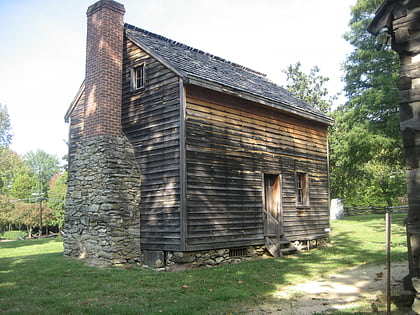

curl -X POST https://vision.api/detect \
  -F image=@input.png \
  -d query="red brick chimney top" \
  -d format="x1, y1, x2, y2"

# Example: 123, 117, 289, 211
87, 0, 125, 17
84, 0, 125, 138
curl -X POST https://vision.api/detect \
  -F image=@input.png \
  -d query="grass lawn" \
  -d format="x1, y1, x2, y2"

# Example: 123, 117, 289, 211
0, 213, 408, 314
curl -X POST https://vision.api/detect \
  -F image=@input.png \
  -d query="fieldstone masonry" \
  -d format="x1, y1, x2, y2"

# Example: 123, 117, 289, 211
143, 246, 267, 269
168, 246, 267, 267
63, 136, 141, 265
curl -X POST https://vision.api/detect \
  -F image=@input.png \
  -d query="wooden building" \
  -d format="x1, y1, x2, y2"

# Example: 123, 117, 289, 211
368, 0, 420, 290
64, 0, 333, 266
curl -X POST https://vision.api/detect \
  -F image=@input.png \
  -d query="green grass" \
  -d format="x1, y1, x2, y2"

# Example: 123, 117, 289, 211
0, 214, 408, 314
0, 230, 28, 240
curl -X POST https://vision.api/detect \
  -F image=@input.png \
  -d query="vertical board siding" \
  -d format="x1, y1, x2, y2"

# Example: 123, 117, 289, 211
122, 39, 182, 250
185, 85, 329, 250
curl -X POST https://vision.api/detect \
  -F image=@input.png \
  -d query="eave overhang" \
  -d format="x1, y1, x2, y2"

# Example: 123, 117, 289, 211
185, 75, 334, 126
65, 81, 85, 123
368, 0, 397, 36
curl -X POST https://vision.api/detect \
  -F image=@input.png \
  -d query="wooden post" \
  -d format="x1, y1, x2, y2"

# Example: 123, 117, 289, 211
386, 210, 391, 314
39, 198, 43, 237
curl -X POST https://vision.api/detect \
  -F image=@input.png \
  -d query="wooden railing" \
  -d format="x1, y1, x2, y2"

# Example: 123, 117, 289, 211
343, 205, 408, 216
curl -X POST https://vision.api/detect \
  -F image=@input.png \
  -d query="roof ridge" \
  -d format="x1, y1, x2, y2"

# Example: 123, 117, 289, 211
124, 23, 267, 78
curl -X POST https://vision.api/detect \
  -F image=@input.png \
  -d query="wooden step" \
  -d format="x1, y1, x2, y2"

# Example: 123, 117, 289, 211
265, 237, 280, 257
265, 236, 297, 257
278, 240, 292, 245
280, 245, 297, 255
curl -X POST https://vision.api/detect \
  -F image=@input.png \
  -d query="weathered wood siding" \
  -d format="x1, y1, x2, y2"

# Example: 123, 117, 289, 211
67, 90, 85, 167
122, 39, 182, 250
184, 85, 329, 250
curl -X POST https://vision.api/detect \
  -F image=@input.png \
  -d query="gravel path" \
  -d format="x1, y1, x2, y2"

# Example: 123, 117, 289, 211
243, 262, 410, 314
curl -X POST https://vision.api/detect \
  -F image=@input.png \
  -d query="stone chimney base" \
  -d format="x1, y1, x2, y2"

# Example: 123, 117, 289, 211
63, 136, 141, 265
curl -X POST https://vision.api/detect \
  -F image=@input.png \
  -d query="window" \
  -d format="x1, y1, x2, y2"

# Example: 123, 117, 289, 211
131, 64, 145, 90
296, 172, 309, 206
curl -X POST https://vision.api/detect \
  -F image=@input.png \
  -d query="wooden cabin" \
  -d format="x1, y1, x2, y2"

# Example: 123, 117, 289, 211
368, 0, 420, 290
64, 0, 333, 266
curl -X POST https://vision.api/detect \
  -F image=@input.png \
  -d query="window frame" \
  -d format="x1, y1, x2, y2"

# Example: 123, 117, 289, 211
131, 63, 145, 91
296, 172, 309, 207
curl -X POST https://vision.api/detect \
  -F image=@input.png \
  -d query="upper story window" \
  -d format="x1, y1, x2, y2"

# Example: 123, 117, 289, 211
131, 64, 145, 90
296, 172, 309, 207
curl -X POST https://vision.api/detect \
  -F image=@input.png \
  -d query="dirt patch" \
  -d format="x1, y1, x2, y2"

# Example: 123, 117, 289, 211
243, 262, 413, 314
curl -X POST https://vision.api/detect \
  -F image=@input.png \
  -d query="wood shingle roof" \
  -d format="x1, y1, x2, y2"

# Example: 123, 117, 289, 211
125, 24, 333, 125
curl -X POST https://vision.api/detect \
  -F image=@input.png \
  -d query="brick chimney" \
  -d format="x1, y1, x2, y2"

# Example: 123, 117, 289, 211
84, 0, 125, 138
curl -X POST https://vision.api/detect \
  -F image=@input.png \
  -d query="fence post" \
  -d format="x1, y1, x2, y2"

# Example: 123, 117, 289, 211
386, 209, 391, 315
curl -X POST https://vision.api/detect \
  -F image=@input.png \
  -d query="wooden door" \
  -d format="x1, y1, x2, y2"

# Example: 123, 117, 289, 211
263, 174, 282, 237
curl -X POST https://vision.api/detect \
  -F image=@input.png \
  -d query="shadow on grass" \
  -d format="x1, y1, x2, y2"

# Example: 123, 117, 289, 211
0, 215, 409, 314
0, 250, 284, 314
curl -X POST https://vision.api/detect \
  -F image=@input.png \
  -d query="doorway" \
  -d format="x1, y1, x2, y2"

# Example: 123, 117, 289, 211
263, 174, 282, 237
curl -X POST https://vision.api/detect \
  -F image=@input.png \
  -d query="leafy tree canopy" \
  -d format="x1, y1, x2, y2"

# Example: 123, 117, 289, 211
0, 149, 65, 233
48, 172, 67, 231
24, 150, 61, 197
342, 0, 400, 137
0, 104, 12, 148
282, 62, 336, 114
329, 0, 406, 206
0, 148, 26, 193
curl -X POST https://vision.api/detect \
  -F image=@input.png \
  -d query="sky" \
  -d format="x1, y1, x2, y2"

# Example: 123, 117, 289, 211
0, 0, 356, 161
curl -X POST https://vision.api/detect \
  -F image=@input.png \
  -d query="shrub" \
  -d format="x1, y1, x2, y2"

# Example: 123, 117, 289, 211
0, 230, 28, 240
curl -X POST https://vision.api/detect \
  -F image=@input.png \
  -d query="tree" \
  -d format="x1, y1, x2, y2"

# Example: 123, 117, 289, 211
0, 104, 12, 148
48, 172, 67, 231
0, 149, 63, 235
329, 106, 406, 206
9, 171, 36, 200
12, 202, 54, 237
282, 62, 336, 114
0, 194, 15, 231
24, 150, 61, 197
22, 150, 61, 236
342, 0, 400, 139
329, 0, 406, 206
0, 148, 26, 193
